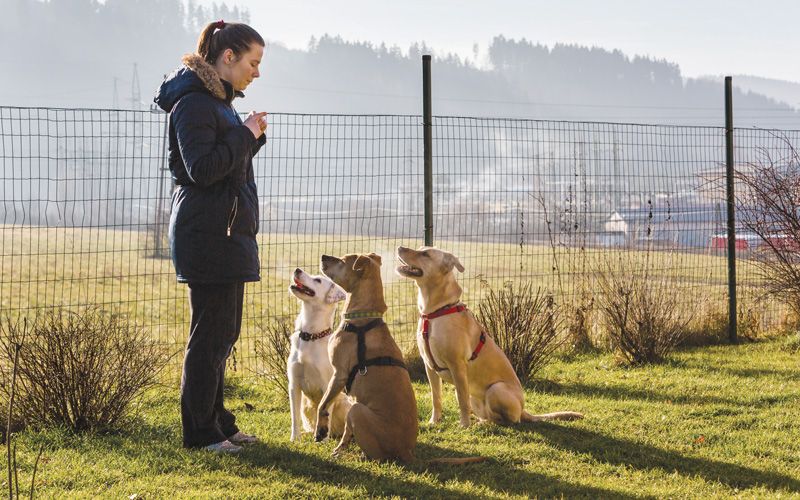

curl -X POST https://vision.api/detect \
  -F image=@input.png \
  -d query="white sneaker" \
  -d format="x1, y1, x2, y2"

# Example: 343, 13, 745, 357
204, 440, 242, 454
228, 431, 258, 445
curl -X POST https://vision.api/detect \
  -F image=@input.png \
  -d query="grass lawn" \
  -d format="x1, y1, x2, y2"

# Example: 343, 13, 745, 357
4, 338, 799, 498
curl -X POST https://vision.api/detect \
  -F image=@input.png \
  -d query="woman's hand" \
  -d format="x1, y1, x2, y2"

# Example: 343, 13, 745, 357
244, 111, 268, 139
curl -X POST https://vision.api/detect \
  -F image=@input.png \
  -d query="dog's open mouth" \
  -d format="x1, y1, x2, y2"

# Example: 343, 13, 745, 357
396, 257, 423, 277
291, 278, 316, 296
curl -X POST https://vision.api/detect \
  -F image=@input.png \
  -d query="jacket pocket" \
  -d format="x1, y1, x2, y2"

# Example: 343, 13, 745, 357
226, 195, 238, 237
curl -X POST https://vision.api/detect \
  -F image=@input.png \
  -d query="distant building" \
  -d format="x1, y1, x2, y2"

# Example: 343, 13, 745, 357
598, 205, 724, 248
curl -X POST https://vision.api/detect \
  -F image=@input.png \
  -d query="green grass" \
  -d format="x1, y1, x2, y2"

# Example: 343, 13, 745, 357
4, 339, 799, 498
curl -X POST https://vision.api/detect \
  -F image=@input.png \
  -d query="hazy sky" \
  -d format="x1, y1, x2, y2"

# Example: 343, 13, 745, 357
197, 0, 800, 83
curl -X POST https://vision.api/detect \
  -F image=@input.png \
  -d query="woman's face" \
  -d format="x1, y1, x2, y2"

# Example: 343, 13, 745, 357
218, 43, 264, 92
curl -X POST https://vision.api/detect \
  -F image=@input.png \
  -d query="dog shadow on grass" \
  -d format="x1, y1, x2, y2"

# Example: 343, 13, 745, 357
522, 422, 800, 494
44, 423, 466, 497
235, 441, 474, 498
230, 439, 637, 499
533, 379, 741, 407
412, 441, 638, 499
36, 420, 630, 498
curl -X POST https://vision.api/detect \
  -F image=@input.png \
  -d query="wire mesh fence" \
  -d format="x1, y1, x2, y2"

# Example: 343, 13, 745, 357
731, 128, 800, 328
0, 105, 795, 375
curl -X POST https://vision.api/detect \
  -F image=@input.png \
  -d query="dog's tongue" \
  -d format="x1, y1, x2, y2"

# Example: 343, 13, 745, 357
294, 278, 303, 288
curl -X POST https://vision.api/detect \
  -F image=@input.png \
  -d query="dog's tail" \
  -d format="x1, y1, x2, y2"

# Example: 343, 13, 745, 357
521, 410, 584, 422
426, 456, 486, 465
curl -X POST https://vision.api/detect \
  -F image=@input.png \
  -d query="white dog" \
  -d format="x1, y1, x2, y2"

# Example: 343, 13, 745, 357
287, 267, 351, 441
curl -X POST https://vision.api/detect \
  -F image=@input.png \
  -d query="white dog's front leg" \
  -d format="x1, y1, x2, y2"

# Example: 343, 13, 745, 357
424, 363, 443, 425
449, 361, 472, 428
288, 378, 303, 441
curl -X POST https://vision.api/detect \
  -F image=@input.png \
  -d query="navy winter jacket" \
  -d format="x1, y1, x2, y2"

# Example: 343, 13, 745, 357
154, 54, 266, 284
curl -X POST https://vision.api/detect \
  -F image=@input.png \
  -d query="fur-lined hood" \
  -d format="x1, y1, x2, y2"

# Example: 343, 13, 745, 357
153, 53, 241, 112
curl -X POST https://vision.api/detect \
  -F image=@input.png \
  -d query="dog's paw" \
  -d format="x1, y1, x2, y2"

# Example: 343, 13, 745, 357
314, 426, 328, 442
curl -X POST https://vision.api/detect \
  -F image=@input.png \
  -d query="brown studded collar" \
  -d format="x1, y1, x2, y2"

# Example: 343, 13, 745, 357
298, 328, 333, 342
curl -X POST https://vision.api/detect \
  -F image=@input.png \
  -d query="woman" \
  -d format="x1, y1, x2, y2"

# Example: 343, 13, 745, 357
154, 20, 266, 453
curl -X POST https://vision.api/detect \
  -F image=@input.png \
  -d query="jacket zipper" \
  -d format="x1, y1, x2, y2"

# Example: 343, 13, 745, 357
227, 195, 238, 237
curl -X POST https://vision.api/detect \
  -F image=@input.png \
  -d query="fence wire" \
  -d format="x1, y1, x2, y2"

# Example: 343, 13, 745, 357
0, 106, 794, 374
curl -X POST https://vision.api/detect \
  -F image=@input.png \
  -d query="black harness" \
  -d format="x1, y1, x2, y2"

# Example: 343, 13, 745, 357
343, 318, 407, 394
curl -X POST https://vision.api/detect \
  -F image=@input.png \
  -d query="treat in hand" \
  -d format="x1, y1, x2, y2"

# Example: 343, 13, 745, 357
244, 111, 268, 138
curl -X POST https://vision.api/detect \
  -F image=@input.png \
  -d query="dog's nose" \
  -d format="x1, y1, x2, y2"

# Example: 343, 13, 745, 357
397, 246, 408, 253
294, 268, 301, 275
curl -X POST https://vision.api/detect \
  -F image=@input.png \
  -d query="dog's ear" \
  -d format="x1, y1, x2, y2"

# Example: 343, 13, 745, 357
367, 253, 382, 266
325, 283, 347, 303
443, 253, 465, 273
353, 254, 374, 273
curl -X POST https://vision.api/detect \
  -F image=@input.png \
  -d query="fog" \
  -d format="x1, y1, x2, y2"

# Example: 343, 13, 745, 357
2, 0, 799, 127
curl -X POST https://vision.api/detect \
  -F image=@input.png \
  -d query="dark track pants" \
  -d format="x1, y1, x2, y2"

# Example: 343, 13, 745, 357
181, 282, 244, 448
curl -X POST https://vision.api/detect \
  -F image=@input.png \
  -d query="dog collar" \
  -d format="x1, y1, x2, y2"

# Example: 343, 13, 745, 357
418, 303, 485, 372
298, 328, 332, 342
343, 311, 384, 320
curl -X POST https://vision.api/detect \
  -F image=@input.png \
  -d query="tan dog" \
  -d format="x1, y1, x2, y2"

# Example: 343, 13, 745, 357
314, 253, 418, 462
397, 246, 583, 427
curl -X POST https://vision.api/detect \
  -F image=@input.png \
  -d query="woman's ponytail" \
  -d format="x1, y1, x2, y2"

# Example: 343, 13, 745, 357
195, 21, 263, 65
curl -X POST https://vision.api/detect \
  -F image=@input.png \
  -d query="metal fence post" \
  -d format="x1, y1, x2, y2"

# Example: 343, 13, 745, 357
725, 76, 738, 343
423, 55, 433, 246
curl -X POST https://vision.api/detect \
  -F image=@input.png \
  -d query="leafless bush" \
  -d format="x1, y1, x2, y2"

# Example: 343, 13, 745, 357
778, 309, 800, 336
402, 343, 428, 383
594, 252, 696, 365
736, 304, 763, 340
4, 322, 45, 499
783, 332, 800, 354
735, 138, 800, 317
0, 308, 171, 433
681, 303, 729, 347
565, 289, 597, 353
254, 316, 293, 395
476, 282, 564, 384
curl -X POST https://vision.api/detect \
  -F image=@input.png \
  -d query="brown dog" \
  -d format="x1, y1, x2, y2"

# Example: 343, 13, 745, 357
315, 253, 418, 462
397, 246, 583, 427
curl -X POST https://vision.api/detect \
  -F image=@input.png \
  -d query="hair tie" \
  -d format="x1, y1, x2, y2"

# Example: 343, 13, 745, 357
215, 19, 225, 30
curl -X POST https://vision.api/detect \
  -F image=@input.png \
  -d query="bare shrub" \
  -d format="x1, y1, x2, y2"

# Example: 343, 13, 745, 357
776, 309, 800, 338
594, 252, 696, 365
0, 308, 171, 432
736, 305, 762, 341
565, 291, 596, 353
254, 316, 293, 395
681, 304, 729, 347
475, 282, 564, 384
735, 138, 800, 317
783, 332, 800, 354
402, 343, 428, 383
682, 301, 763, 347
4, 323, 45, 498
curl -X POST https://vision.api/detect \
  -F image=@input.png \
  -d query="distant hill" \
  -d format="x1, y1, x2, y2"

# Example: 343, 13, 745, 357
3, 0, 799, 129
730, 75, 800, 109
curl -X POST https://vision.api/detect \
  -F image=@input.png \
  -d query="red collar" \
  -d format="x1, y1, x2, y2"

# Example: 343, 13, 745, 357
418, 303, 486, 371
420, 303, 467, 321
